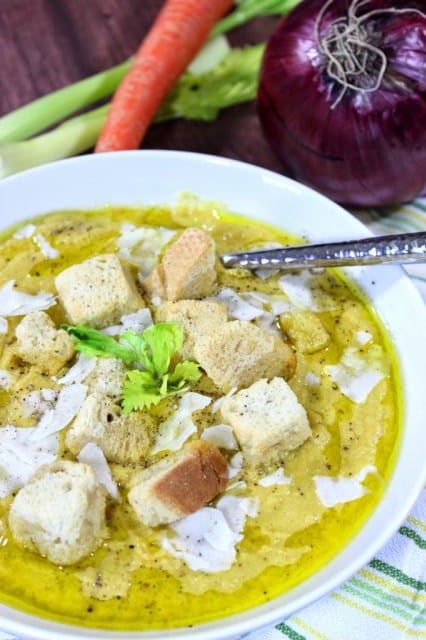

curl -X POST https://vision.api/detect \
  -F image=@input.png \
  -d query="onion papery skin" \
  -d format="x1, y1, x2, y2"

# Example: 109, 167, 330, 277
257, 0, 426, 207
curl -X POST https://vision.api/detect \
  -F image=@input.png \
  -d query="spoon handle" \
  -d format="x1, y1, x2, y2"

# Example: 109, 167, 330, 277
220, 232, 426, 270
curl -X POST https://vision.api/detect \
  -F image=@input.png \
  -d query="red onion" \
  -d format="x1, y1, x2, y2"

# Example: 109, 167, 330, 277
257, 0, 426, 207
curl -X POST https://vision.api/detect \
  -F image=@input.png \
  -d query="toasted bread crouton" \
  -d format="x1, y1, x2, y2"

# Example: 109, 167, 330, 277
55, 254, 144, 328
15, 311, 74, 375
65, 394, 153, 465
128, 440, 228, 527
220, 377, 311, 466
155, 300, 228, 360
86, 357, 127, 398
279, 311, 330, 354
8, 460, 106, 565
194, 320, 296, 393
143, 228, 216, 302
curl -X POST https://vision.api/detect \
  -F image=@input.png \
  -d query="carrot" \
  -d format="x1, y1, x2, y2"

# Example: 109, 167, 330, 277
95, 0, 234, 152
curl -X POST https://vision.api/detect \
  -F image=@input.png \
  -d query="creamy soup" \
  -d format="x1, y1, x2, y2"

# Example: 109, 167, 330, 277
0, 199, 400, 630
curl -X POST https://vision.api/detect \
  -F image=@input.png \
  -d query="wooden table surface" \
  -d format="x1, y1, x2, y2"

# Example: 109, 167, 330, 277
0, 0, 284, 174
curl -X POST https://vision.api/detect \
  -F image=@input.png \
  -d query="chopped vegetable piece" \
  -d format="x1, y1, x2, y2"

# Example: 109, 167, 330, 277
95, 0, 234, 151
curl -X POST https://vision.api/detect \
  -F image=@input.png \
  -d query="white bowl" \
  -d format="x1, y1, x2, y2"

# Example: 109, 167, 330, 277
0, 150, 425, 640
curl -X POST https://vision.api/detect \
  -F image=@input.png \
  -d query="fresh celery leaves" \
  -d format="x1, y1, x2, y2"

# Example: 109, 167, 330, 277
63, 322, 202, 413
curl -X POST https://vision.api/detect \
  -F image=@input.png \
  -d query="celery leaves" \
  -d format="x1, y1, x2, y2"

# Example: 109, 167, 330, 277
63, 322, 202, 413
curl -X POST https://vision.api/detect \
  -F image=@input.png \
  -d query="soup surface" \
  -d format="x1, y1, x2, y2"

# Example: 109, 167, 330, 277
0, 199, 400, 630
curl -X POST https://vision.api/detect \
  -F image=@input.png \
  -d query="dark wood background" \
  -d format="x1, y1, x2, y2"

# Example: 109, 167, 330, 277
0, 0, 284, 173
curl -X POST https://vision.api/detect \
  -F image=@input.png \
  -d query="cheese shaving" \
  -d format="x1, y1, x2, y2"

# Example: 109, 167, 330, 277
162, 495, 258, 572
258, 467, 292, 487
117, 224, 175, 276
33, 233, 60, 259
0, 317, 8, 334
0, 370, 12, 390
326, 345, 385, 403
0, 426, 59, 498
77, 442, 120, 501
13, 224, 36, 239
56, 353, 97, 385
0, 280, 56, 316
151, 392, 211, 454
278, 272, 336, 311
102, 308, 153, 336
29, 383, 87, 441
212, 287, 264, 321
313, 465, 377, 508
201, 424, 238, 450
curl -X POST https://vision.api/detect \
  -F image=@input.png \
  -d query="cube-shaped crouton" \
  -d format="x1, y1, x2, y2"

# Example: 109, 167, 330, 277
194, 320, 296, 393
55, 254, 144, 328
128, 440, 228, 527
220, 377, 311, 466
15, 311, 75, 375
65, 394, 154, 465
8, 460, 106, 565
86, 357, 127, 398
143, 228, 216, 302
279, 311, 330, 354
155, 300, 228, 360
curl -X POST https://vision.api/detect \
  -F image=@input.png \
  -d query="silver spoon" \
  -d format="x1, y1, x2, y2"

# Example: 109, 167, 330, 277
220, 231, 426, 271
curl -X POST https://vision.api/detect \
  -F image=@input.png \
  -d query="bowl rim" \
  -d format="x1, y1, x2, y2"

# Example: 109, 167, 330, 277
0, 149, 425, 640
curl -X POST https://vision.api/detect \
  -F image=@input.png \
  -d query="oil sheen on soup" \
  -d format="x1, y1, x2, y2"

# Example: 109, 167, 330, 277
0, 198, 400, 630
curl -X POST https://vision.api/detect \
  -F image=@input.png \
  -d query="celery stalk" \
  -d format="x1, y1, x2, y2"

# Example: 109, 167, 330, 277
0, 59, 132, 144
0, 44, 264, 179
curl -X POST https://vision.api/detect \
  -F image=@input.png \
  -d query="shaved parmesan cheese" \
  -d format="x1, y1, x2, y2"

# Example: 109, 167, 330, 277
228, 452, 243, 478
33, 233, 60, 259
314, 465, 376, 508
326, 346, 385, 403
103, 308, 153, 336
162, 494, 258, 572
13, 224, 35, 239
0, 426, 59, 498
0, 370, 12, 390
152, 393, 211, 454
0, 317, 7, 334
278, 273, 336, 311
78, 443, 119, 500
117, 224, 175, 276
21, 389, 57, 419
201, 424, 238, 450
56, 353, 96, 385
269, 295, 293, 316
212, 387, 237, 413
0, 280, 55, 316
254, 310, 281, 336
355, 330, 372, 346
255, 268, 280, 280
212, 287, 264, 321
304, 371, 320, 386
258, 467, 291, 487
29, 383, 87, 441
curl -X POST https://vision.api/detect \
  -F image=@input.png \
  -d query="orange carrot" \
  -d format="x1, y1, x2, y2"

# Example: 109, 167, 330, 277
95, 0, 234, 152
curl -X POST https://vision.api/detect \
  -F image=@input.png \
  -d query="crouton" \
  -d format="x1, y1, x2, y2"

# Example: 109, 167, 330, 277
55, 254, 144, 328
8, 460, 106, 565
220, 377, 311, 466
65, 394, 153, 465
128, 440, 228, 527
86, 357, 127, 398
194, 320, 296, 393
143, 228, 216, 302
155, 300, 228, 360
15, 311, 74, 375
279, 310, 330, 354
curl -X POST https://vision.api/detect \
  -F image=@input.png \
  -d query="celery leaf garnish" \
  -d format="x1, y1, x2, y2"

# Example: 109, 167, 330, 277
63, 322, 202, 413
